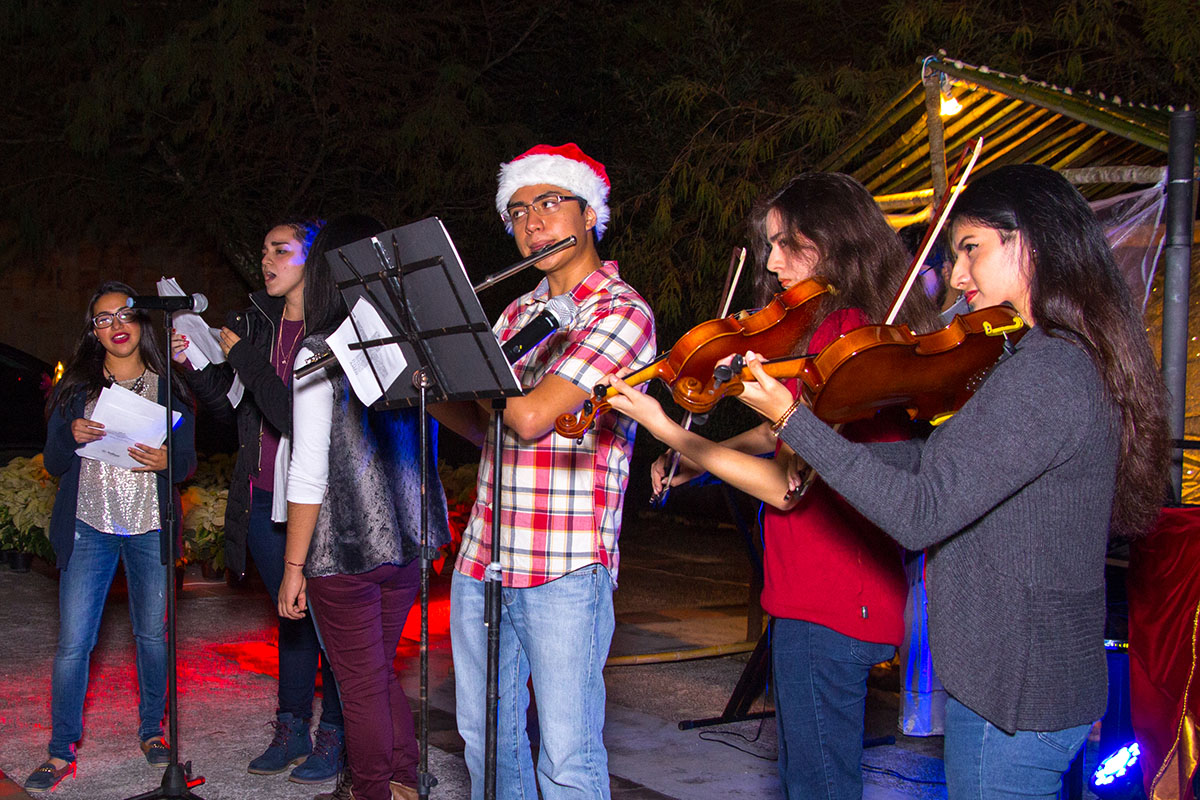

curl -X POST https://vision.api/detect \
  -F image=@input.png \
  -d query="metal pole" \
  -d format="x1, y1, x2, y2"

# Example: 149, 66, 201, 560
483, 400, 506, 800
1162, 110, 1196, 502
417, 372, 436, 799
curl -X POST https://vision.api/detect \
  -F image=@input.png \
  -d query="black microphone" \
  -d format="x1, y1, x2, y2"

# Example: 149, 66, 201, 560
502, 294, 578, 365
126, 294, 209, 313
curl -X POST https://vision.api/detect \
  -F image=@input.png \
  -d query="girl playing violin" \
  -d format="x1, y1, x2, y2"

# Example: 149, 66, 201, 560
655, 164, 1169, 798
604, 172, 938, 800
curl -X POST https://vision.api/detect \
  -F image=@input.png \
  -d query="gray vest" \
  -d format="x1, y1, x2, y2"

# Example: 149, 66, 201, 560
303, 336, 451, 578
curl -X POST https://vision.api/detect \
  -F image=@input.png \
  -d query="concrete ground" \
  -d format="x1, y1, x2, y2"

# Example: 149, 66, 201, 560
0, 507, 1083, 800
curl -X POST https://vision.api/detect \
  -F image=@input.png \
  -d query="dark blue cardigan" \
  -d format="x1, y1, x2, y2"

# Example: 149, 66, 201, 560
44, 377, 197, 569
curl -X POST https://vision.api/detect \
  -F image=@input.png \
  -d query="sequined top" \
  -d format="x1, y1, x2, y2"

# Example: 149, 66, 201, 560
77, 372, 161, 535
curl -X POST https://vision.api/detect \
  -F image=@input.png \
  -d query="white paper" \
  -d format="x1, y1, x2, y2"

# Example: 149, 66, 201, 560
158, 276, 225, 368
226, 374, 245, 408
327, 298, 408, 406
76, 384, 183, 470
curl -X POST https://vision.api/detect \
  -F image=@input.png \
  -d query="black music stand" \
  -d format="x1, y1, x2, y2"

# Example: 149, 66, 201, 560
320, 217, 524, 799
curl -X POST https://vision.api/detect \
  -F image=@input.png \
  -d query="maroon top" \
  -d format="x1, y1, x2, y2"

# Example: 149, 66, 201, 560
253, 317, 305, 492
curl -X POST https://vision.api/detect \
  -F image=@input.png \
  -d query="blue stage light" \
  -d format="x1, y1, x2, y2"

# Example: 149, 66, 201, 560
1091, 741, 1144, 798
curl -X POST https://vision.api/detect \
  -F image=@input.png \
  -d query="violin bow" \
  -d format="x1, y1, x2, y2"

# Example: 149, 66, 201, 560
885, 137, 983, 325
651, 246, 748, 507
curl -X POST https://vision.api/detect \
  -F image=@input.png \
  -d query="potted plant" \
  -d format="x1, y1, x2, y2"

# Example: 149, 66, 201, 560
181, 459, 230, 580
0, 455, 57, 571
0, 506, 18, 568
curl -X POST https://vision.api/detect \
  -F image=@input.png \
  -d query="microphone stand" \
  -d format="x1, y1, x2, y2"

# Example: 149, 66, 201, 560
126, 310, 205, 800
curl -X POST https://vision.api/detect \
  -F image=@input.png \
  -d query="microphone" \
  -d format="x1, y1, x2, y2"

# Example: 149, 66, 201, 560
126, 294, 210, 313
503, 294, 578, 365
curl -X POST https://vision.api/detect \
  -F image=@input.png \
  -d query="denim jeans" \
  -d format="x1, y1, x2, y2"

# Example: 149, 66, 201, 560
771, 618, 896, 800
307, 562, 420, 800
943, 696, 1091, 799
450, 565, 615, 800
246, 488, 343, 727
49, 520, 168, 760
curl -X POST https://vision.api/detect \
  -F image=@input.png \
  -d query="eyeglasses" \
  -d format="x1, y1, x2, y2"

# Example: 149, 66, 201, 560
501, 193, 586, 226
92, 308, 140, 329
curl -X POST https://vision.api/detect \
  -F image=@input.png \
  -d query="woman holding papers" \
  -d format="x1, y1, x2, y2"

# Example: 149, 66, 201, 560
277, 214, 451, 800
174, 219, 349, 785
25, 280, 196, 793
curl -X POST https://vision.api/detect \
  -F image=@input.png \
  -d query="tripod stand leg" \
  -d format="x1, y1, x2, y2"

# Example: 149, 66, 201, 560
678, 630, 773, 730
123, 763, 206, 800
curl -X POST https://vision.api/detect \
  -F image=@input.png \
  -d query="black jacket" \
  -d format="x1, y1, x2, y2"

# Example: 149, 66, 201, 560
184, 290, 290, 577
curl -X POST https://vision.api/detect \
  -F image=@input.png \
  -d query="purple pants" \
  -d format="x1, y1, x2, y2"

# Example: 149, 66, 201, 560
307, 562, 419, 800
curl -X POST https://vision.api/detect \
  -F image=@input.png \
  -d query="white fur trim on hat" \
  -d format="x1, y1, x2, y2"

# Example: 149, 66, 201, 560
496, 153, 611, 240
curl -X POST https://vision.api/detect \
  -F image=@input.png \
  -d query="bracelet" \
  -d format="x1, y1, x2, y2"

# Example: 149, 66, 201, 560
284, 559, 306, 569
770, 398, 804, 437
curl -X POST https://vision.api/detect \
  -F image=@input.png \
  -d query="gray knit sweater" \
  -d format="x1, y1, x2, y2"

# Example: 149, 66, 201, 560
778, 327, 1118, 733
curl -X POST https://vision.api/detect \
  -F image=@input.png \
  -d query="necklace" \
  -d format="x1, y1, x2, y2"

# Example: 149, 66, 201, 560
275, 318, 306, 373
106, 366, 147, 394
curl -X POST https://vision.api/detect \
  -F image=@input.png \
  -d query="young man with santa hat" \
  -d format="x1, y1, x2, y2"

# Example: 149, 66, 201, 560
442, 143, 656, 799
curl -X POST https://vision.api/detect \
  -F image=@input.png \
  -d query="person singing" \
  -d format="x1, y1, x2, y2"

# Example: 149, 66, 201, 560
26, 281, 196, 793
175, 220, 348, 785
699, 164, 1169, 798
600, 172, 938, 800
436, 143, 656, 800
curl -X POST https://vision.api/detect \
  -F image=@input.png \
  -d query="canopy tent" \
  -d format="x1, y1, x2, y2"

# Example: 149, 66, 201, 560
822, 53, 1174, 205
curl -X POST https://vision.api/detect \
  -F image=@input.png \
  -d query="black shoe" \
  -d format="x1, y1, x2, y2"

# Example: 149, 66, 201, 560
25, 760, 76, 793
140, 736, 171, 768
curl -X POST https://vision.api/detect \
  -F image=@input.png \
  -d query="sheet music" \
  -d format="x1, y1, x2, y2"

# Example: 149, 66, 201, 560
327, 297, 408, 406
76, 384, 183, 470
157, 276, 224, 368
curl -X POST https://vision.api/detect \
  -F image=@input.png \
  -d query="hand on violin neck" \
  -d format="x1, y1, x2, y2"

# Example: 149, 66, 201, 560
733, 351, 799, 422
596, 373, 677, 441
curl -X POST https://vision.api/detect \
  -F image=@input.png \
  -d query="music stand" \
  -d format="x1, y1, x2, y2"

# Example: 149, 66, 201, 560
319, 217, 525, 799
125, 310, 205, 800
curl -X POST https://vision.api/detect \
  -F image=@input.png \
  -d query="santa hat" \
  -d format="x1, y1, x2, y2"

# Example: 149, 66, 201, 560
496, 143, 611, 240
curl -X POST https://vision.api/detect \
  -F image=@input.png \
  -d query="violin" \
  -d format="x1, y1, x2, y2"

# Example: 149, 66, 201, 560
719, 304, 1027, 425
554, 278, 832, 440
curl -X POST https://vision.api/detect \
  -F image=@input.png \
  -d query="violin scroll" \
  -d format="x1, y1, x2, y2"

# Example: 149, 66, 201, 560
555, 396, 604, 440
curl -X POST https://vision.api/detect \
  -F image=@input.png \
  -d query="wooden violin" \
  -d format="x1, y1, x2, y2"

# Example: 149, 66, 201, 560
554, 278, 832, 439
720, 304, 1026, 425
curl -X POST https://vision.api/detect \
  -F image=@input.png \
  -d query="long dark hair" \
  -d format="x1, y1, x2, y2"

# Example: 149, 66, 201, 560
303, 214, 388, 336
949, 164, 1169, 537
749, 172, 940, 352
49, 280, 192, 416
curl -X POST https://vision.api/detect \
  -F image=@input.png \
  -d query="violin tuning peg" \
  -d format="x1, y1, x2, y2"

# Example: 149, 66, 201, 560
583, 399, 594, 415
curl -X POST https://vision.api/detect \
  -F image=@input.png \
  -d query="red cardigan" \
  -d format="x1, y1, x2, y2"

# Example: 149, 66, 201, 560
760, 308, 909, 646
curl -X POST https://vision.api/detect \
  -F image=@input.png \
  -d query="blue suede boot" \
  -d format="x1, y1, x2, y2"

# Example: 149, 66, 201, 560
247, 712, 311, 774
288, 721, 344, 784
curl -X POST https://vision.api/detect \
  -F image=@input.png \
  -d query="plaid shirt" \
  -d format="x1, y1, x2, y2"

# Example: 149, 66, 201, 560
455, 261, 656, 588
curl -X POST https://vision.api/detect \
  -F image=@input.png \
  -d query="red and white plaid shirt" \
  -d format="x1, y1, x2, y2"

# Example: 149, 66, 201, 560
455, 261, 656, 588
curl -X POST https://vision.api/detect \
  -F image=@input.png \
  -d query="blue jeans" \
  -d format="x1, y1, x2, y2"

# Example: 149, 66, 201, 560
771, 618, 896, 800
50, 520, 168, 760
450, 565, 615, 800
943, 697, 1091, 799
246, 488, 343, 727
